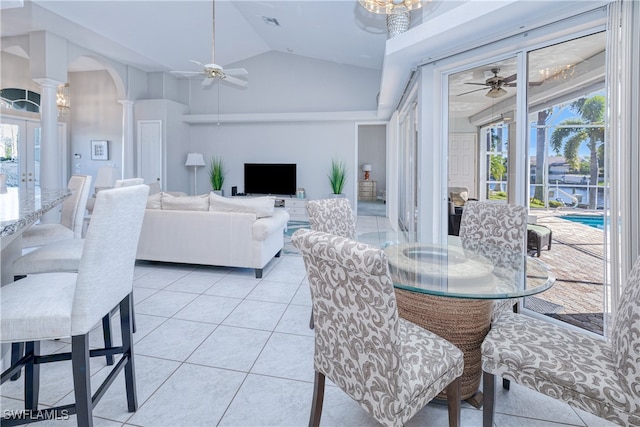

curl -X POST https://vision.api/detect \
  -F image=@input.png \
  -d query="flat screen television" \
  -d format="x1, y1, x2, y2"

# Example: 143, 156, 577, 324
244, 163, 297, 196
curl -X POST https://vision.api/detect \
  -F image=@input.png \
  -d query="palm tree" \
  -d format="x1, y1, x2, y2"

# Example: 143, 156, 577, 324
550, 95, 605, 209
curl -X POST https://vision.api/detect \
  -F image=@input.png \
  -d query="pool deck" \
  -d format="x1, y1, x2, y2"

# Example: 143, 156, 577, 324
526, 209, 606, 334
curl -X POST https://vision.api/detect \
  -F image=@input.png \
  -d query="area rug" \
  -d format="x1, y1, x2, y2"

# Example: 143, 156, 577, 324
283, 220, 310, 255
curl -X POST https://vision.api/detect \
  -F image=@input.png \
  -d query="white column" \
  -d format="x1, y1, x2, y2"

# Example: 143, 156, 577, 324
35, 78, 61, 223
118, 100, 135, 179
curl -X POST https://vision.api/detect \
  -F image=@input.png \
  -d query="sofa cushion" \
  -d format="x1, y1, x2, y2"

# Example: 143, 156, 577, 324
449, 189, 469, 207
162, 193, 209, 211
147, 192, 162, 209
209, 192, 275, 218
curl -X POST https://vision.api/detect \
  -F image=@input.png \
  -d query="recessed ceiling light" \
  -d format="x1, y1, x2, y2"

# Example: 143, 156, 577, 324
262, 16, 280, 26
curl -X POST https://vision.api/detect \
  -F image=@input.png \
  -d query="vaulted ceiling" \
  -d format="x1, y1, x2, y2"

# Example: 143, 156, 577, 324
1, 0, 612, 118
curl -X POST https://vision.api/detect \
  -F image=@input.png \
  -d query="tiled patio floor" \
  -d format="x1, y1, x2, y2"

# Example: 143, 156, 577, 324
524, 210, 606, 335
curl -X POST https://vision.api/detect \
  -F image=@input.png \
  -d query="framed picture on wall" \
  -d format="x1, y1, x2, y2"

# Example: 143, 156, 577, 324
91, 140, 109, 160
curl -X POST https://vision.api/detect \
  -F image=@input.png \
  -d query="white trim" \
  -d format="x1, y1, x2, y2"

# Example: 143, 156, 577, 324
181, 111, 378, 124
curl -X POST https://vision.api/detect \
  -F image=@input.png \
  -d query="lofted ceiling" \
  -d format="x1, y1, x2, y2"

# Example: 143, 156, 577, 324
1, 0, 612, 119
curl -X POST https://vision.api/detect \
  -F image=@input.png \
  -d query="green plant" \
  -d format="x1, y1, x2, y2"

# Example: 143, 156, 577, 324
328, 159, 347, 194
208, 156, 225, 191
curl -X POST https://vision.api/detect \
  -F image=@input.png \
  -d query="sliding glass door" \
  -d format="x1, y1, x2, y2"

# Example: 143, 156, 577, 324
445, 31, 609, 335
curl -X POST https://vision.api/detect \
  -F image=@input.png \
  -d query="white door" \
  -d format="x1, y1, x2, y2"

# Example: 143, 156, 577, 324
0, 117, 40, 189
448, 133, 477, 199
137, 120, 163, 187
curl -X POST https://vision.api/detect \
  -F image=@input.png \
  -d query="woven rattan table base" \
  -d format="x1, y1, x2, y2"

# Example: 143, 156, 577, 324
395, 288, 493, 401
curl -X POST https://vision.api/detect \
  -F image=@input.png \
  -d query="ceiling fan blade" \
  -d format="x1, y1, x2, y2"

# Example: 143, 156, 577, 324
190, 60, 207, 69
503, 73, 517, 83
201, 77, 215, 87
170, 71, 205, 76
224, 68, 248, 76
464, 82, 489, 86
457, 87, 488, 96
223, 75, 248, 87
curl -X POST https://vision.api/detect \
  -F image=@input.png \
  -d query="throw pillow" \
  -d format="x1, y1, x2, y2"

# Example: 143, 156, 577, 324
162, 193, 210, 211
209, 192, 275, 218
450, 190, 469, 207
147, 192, 162, 209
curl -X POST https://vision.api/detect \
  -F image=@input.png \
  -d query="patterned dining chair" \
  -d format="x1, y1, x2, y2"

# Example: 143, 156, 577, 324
292, 229, 464, 427
458, 200, 528, 320
482, 256, 640, 426
21, 174, 92, 248
305, 198, 356, 328
306, 197, 356, 239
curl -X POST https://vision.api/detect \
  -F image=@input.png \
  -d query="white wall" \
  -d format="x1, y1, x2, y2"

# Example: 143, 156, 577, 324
358, 124, 386, 195
189, 121, 356, 202
68, 70, 122, 192
188, 51, 381, 114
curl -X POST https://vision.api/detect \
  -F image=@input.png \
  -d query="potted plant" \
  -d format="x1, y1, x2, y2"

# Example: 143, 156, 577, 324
328, 159, 347, 197
209, 156, 225, 195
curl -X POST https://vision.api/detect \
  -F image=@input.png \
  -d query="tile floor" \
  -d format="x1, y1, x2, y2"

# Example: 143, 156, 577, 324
1, 216, 615, 426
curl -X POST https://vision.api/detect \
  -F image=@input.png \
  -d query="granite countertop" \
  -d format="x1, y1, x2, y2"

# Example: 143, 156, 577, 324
0, 187, 72, 238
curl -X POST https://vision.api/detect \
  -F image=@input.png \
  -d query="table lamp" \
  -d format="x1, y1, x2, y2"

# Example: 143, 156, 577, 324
362, 164, 372, 180
185, 152, 206, 195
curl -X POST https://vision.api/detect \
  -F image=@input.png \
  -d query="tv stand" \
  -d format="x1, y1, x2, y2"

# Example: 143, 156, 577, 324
275, 197, 308, 221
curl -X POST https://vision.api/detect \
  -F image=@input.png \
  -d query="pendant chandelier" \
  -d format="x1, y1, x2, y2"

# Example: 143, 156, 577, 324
358, 0, 427, 15
56, 83, 70, 116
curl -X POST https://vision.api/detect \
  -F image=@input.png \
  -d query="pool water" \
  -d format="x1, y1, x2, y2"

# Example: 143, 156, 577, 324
561, 214, 605, 229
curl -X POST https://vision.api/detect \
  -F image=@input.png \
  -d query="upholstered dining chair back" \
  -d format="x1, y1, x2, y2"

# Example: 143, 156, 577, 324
306, 198, 356, 239
61, 174, 93, 238
292, 229, 464, 427
114, 178, 145, 188
72, 184, 148, 335
459, 201, 527, 253
22, 175, 92, 248
295, 229, 400, 391
459, 201, 527, 323
611, 257, 640, 404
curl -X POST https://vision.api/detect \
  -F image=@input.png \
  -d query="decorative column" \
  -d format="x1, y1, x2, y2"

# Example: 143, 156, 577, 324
34, 78, 61, 223
118, 100, 135, 179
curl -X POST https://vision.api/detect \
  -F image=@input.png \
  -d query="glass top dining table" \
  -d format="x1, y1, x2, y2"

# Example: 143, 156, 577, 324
357, 230, 556, 405
358, 231, 555, 300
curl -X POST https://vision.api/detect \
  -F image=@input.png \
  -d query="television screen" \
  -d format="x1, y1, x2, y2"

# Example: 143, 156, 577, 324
244, 163, 297, 196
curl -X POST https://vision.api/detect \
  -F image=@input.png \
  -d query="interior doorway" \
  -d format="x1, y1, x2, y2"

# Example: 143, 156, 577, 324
356, 123, 387, 217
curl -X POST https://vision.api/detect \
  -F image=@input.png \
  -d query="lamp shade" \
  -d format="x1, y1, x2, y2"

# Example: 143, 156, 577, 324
185, 153, 206, 167
362, 164, 372, 172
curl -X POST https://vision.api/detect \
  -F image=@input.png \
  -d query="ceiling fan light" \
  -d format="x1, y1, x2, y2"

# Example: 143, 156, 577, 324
486, 87, 507, 98
358, 0, 427, 14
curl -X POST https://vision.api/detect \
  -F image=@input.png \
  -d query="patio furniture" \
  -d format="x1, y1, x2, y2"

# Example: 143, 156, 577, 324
481, 256, 640, 427
21, 175, 91, 248
527, 223, 552, 257
1, 185, 148, 426
292, 229, 464, 427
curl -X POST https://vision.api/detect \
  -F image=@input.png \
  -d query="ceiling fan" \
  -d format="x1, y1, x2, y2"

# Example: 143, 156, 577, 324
458, 67, 544, 98
458, 68, 514, 98
170, 0, 248, 87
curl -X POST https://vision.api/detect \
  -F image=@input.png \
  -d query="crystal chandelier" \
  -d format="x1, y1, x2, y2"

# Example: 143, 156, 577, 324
56, 83, 70, 116
358, 0, 427, 14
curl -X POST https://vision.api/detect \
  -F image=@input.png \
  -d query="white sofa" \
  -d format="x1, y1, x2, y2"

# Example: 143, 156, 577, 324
136, 192, 290, 278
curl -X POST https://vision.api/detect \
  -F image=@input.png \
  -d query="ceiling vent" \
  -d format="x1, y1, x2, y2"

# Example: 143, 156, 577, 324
262, 16, 280, 26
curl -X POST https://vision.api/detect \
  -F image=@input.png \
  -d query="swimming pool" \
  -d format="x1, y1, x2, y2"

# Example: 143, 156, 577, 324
561, 214, 605, 229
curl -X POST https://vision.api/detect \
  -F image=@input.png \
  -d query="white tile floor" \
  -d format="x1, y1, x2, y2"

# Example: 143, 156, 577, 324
1, 216, 615, 426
